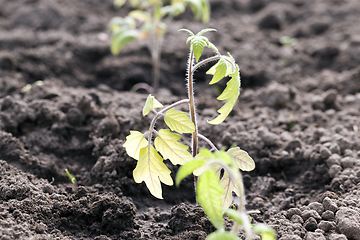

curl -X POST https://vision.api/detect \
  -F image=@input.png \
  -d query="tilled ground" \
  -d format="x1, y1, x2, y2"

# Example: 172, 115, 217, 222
0, 0, 360, 239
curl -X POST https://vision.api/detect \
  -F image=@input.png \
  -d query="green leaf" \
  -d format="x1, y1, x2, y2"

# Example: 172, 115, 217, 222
200, 0, 210, 23
219, 170, 239, 209
182, 28, 217, 61
111, 28, 138, 55
192, 148, 213, 176
253, 224, 276, 240
186, 0, 203, 20
143, 94, 163, 116
209, 58, 227, 84
191, 36, 208, 62
208, 65, 240, 125
114, 0, 126, 8
129, 0, 140, 7
224, 208, 244, 225
196, 28, 216, 36
226, 209, 253, 239
133, 146, 173, 199
154, 129, 192, 165
123, 131, 148, 160
176, 158, 205, 186
214, 150, 233, 165
197, 170, 225, 230
206, 230, 241, 240
128, 10, 151, 22
206, 57, 234, 81
164, 108, 195, 134
179, 28, 194, 37
108, 17, 125, 31
160, 2, 186, 17
227, 147, 255, 171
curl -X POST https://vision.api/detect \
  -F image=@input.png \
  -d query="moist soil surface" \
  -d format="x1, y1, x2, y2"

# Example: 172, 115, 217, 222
0, 0, 360, 239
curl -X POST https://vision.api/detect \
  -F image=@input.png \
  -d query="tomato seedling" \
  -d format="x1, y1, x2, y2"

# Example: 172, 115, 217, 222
123, 28, 275, 239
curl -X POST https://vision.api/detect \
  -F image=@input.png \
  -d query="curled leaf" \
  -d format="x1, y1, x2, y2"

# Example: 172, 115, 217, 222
110, 28, 138, 55
143, 94, 163, 116
208, 65, 240, 125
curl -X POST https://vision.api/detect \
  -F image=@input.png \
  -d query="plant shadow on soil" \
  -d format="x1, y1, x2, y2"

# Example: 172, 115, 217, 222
0, 0, 360, 239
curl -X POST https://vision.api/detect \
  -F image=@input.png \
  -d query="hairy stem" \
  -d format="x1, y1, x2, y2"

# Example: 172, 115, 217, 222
187, 50, 198, 158
187, 50, 200, 186
191, 55, 221, 75
191, 55, 236, 75
147, 99, 190, 148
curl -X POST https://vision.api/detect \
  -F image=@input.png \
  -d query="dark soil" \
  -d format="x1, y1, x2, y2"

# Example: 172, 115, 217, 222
0, 0, 360, 239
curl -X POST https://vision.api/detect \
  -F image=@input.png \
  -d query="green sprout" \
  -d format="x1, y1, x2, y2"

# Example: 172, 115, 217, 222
65, 169, 77, 185
20, 80, 44, 93
279, 36, 297, 47
109, 0, 210, 92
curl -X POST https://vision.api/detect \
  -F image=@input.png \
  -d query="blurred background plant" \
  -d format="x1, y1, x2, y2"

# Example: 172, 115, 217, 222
109, 0, 210, 92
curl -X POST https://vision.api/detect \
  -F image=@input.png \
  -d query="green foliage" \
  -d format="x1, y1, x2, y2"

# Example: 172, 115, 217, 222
177, 150, 276, 240
122, 28, 275, 239
133, 145, 173, 199
123, 131, 148, 160
207, 65, 240, 125
154, 129, 192, 165
181, 28, 218, 62
164, 108, 195, 134
253, 224, 277, 240
206, 230, 240, 240
227, 147, 255, 172
143, 94, 163, 116
197, 170, 225, 230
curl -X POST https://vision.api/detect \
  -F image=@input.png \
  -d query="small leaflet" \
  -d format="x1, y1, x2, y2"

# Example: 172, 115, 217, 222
154, 129, 192, 165
133, 146, 173, 199
142, 94, 163, 116
164, 108, 195, 134
219, 170, 240, 210
123, 131, 148, 160
111, 28, 138, 55
227, 147, 255, 172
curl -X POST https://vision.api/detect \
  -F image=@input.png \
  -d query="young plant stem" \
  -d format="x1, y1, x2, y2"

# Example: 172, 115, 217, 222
187, 50, 198, 158
197, 133, 218, 152
146, 99, 190, 149
187, 50, 201, 186
150, 35, 162, 91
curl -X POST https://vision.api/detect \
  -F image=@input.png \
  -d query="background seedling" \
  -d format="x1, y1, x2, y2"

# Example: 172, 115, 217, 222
109, 0, 210, 91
